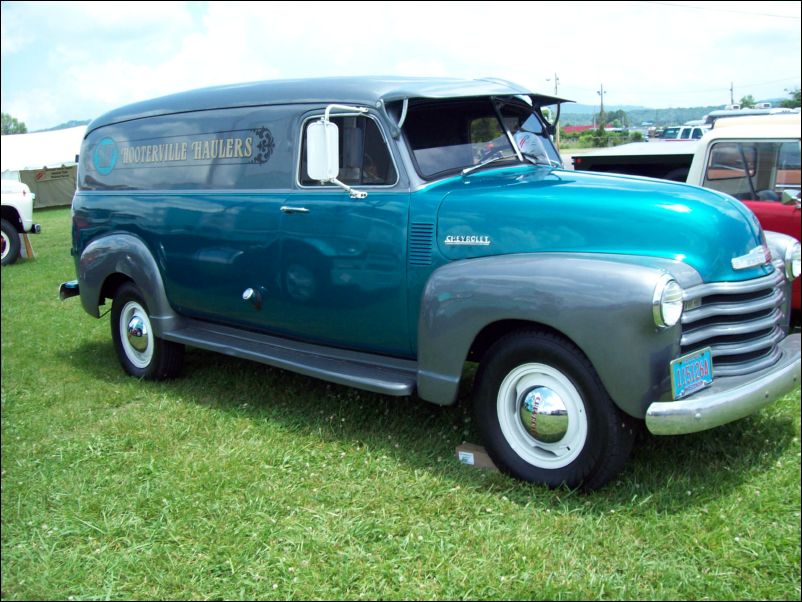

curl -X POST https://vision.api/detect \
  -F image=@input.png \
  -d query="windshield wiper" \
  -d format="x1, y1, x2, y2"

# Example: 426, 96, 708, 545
461, 154, 521, 176
521, 151, 563, 169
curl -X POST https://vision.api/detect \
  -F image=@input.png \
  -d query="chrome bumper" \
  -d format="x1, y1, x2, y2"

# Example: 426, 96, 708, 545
646, 334, 801, 435
59, 280, 80, 301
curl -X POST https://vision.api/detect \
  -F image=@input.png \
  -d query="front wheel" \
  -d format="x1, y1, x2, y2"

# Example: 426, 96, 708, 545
1, 219, 21, 266
111, 282, 184, 379
473, 330, 635, 491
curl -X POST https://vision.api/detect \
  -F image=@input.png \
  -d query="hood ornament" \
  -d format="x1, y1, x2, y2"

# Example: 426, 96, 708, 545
731, 245, 771, 270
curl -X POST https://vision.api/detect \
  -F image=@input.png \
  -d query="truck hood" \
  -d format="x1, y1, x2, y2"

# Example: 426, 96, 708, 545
432, 165, 769, 283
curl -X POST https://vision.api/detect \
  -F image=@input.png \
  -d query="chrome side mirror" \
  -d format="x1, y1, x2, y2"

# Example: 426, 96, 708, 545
306, 120, 340, 182
304, 104, 369, 199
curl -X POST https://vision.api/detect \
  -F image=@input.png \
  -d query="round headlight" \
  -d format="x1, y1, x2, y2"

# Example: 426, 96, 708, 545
785, 241, 801, 281
653, 275, 684, 329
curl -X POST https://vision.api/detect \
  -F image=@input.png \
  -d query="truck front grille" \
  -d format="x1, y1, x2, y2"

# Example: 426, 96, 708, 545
680, 268, 786, 377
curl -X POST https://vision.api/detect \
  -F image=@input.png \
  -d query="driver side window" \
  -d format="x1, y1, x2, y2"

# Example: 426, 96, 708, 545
300, 115, 397, 186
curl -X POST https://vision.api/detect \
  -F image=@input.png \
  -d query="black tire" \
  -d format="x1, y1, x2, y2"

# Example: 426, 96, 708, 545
473, 330, 636, 491
1, 218, 21, 266
110, 282, 184, 379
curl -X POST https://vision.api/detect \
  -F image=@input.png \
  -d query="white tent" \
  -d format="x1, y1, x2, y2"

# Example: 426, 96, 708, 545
1, 125, 86, 207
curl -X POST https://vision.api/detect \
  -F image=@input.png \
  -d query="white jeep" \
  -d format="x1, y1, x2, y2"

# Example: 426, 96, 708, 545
1, 179, 41, 265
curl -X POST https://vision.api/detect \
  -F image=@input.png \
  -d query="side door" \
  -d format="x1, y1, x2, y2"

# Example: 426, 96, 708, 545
270, 110, 412, 357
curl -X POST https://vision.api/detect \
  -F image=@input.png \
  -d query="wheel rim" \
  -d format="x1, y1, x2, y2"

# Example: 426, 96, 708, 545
497, 363, 587, 469
1, 229, 9, 260
119, 300, 153, 368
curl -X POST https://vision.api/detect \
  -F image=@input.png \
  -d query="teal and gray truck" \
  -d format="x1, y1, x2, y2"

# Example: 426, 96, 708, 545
61, 77, 801, 490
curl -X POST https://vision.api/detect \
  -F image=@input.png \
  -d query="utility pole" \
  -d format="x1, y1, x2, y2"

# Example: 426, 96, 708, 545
547, 72, 561, 149
730, 82, 735, 106
597, 84, 607, 129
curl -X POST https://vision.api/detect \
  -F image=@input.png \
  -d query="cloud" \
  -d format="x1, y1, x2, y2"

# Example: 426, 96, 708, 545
1, 0, 799, 130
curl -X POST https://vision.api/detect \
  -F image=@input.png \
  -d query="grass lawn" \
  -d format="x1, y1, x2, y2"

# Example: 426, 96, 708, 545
2, 207, 800, 600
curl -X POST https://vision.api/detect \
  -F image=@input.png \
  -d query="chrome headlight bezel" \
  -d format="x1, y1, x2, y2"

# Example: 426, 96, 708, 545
652, 274, 684, 329
785, 241, 801, 281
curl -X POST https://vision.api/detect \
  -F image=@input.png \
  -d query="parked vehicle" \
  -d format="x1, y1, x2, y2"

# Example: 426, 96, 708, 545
685, 114, 801, 311
1, 179, 41, 265
571, 140, 698, 181
655, 125, 709, 140
572, 112, 800, 182
60, 77, 801, 491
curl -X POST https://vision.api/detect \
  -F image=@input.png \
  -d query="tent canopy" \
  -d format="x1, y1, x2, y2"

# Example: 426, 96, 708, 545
1, 125, 86, 172
1, 126, 86, 207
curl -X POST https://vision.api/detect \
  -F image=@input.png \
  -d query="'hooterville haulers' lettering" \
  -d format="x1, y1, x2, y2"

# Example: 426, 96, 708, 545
121, 136, 253, 165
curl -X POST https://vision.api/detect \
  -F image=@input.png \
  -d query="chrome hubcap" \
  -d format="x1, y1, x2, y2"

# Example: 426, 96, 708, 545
519, 386, 569, 444
497, 363, 588, 469
120, 300, 153, 368
127, 315, 149, 352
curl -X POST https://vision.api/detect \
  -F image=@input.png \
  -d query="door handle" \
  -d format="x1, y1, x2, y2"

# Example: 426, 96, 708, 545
280, 206, 310, 214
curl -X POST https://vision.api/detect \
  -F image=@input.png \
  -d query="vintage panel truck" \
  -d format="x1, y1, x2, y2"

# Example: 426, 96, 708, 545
61, 77, 801, 490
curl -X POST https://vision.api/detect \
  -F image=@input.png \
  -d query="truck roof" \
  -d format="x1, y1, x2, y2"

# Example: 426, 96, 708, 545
704, 107, 799, 125
87, 76, 571, 135
711, 113, 801, 133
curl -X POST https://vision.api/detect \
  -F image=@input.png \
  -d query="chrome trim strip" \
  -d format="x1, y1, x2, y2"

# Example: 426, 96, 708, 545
682, 288, 782, 323
681, 308, 783, 347
708, 327, 785, 358
646, 334, 801, 435
713, 346, 783, 377
682, 270, 783, 301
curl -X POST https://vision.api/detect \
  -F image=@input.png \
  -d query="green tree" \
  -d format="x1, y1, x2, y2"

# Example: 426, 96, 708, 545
606, 109, 629, 127
1, 112, 27, 135
739, 94, 756, 109
780, 87, 801, 108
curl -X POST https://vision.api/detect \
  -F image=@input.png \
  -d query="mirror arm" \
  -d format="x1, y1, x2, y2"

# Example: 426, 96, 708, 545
324, 104, 368, 122
330, 178, 368, 199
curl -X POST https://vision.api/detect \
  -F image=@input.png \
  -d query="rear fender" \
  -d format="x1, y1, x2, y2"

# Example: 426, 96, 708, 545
78, 233, 180, 335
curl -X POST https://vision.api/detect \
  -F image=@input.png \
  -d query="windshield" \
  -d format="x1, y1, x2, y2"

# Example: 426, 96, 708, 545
497, 98, 561, 168
401, 97, 560, 179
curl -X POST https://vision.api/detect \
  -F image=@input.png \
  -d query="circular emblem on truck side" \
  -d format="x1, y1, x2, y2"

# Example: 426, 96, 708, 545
93, 137, 119, 175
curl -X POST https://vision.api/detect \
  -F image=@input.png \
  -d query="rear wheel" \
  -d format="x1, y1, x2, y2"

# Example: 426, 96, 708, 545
110, 282, 184, 379
1, 219, 21, 266
473, 330, 635, 490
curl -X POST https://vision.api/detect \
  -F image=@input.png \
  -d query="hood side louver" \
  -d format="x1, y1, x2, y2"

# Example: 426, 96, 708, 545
409, 222, 435, 266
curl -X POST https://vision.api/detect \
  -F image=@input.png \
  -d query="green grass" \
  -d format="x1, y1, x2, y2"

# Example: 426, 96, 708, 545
2, 207, 800, 600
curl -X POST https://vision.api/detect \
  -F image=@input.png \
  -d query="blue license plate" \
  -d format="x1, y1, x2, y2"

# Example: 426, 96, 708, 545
670, 347, 714, 400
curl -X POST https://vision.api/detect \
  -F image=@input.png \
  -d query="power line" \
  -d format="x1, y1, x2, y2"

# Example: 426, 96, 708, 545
639, 1, 801, 19
561, 77, 800, 99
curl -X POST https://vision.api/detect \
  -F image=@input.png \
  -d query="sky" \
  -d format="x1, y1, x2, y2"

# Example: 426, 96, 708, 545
1, 0, 800, 131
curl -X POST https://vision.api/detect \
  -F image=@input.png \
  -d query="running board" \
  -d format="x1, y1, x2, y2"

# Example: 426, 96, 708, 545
162, 320, 418, 397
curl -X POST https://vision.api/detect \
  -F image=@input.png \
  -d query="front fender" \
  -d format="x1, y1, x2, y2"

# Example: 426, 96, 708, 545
78, 233, 180, 336
416, 253, 703, 418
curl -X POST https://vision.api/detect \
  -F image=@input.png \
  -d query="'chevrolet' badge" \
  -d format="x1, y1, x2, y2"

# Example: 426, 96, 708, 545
444, 235, 491, 246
